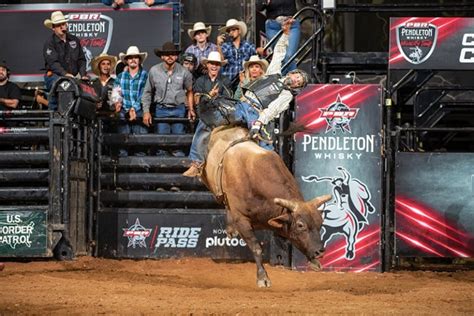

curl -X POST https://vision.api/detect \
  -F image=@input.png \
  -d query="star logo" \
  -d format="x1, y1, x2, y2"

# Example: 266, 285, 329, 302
122, 218, 152, 248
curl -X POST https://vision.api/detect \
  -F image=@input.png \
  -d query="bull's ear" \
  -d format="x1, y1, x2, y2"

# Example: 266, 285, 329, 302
268, 212, 291, 228
308, 194, 332, 210
274, 198, 297, 212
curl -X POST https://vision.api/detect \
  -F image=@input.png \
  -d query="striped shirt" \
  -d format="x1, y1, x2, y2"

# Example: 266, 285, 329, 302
221, 40, 256, 82
114, 68, 148, 113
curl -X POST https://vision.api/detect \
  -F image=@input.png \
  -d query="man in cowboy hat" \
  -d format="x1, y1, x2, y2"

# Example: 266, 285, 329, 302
113, 46, 149, 157
142, 42, 194, 157
217, 18, 256, 87
185, 22, 218, 73
91, 53, 117, 111
0, 61, 21, 112
43, 11, 88, 109
183, 51, 232, 177
234, 55, 268, 100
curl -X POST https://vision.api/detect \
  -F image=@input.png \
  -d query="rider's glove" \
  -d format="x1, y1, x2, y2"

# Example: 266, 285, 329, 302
249, 124, 261, 139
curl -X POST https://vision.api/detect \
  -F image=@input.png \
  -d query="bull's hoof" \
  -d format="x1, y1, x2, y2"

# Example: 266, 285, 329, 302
309, 259, 322, 271
257, 277, 272, 288
225, 225, 239, 239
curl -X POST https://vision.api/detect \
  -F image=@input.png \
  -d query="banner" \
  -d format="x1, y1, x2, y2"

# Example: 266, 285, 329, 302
389, 17, 474, 70
395, 152, 474, 258
292, 84, 383, 272
0, 210, 48, 257
98, 209, 272, 261
0, 3, 174, 82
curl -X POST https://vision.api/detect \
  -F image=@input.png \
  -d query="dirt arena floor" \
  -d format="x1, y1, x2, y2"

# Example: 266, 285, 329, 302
0, 257, 473, 315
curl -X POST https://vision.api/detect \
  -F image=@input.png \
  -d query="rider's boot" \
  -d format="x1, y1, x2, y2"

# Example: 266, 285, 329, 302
182, 161, 203, 177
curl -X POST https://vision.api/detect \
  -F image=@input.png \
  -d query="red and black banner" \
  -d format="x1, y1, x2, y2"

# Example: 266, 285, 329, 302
395, 152, 474, 258
292, 84, 383, 272
389, 17, 474, 70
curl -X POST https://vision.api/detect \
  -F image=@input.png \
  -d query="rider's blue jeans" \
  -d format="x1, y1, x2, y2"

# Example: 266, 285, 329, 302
265, 18, 301, 74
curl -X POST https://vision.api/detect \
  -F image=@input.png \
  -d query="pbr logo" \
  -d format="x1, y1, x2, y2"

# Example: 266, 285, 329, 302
122, 218, 152, 249
302, 166, 375, 260
66, 13, 114, 71
320, 95, 359, 134
397, 21, 438, 65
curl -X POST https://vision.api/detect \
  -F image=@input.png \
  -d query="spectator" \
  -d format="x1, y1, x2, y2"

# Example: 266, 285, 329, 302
185, 22, 218, 73
113, 46, 148, 157
183, 51, 232, 177
0, 61, 21, 112
257, 0, 300, 74
217, 19, 256, 88
179, 52, 199, 82
142, 42, 194, 157
101, 0, 169, 9
234, 55, 268, 100
43, 11, 88, 109
91, 53, 117, 111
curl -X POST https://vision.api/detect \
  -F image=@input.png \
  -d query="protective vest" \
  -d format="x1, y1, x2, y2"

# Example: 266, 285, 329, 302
242, 74, 286, 109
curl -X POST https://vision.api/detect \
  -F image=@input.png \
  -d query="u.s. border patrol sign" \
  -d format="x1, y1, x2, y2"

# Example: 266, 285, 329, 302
0, 210, 47, 257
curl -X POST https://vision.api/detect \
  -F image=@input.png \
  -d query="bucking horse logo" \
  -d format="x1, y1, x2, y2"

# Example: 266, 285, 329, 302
302, 167, 375, 260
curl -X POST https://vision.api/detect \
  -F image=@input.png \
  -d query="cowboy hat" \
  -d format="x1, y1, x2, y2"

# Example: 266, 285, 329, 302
219, 19, 247, 37
44, 11, 68, 29
118, 46, 148, 63
201, 51, 227, 66
243, 55, 268, 72
154, 42, 181, 56
91, 53, 117, 76
187, 22, 212, 39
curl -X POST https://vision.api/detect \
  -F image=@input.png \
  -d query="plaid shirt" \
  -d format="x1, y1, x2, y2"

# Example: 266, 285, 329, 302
221, 40, 256, 81
114, 68, 148, 113
185, 42, 218, 65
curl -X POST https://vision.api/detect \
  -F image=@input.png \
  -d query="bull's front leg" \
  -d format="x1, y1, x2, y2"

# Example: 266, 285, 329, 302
235, 219, 271, 288
225, 209, 239, 239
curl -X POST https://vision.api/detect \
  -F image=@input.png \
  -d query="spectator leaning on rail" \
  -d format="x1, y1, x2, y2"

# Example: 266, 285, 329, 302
185, 22, 218, 74
101, 0, 169, 10
0, 61, 21, 112
257, 0, 300, 74
112, 46, 149, 157
183, 51, 232, 178
91, 53, 117, 112
142, 42, 194, 157
217, 19, 256, 89
43, 11, 88, 109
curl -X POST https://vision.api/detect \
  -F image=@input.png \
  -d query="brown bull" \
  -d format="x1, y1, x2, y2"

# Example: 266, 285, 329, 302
201, 126, 331, 287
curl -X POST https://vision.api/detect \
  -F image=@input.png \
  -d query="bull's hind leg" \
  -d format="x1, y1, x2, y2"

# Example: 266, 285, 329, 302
235, 218, 271, 288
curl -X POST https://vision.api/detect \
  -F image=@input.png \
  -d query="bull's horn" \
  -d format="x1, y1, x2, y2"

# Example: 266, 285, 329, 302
274, 198, 297, 212
308, 194, 332, 209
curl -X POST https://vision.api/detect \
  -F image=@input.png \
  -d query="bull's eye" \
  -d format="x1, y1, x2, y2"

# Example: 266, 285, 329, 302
296, 221, 306, 231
